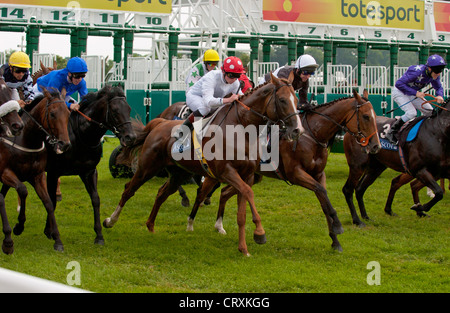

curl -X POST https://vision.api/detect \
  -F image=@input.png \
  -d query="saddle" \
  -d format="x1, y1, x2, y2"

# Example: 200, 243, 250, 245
380, 116, 427, 151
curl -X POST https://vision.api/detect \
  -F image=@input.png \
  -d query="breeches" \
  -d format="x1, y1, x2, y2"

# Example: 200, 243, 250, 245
392, 87, 433, 122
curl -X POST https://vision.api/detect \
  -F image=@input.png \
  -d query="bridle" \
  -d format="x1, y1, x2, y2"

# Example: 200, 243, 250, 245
20, 97, 67, 147
302, 99, 377, 147
77, 96, 131, 136
234, 82, 299, 130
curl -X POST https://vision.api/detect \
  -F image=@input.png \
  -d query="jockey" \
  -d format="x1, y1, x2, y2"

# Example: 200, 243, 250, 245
386, 54, 446, 144
33, 56, 88, 111
259, 54, 318, 108
185, 49, 220, 93
178, 56, 245, 140
1, 51, 35, 107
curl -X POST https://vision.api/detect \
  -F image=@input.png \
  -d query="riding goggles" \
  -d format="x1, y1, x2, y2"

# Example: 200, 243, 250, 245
300, 70, 315, 76
206, 62, 218, 67
71, 73, 86, 79
225, 72, 241, 79
13, 67, 28, 74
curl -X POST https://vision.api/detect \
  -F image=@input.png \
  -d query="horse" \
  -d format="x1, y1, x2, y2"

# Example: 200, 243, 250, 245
103, 73, 303, 256
0, 78, 24, 137
0, 88, 71, 254
342, 98, 450, 227
187, 89, 381, 252
44, 84, 136, 246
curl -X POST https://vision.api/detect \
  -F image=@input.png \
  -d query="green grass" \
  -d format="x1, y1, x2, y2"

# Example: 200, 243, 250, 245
0, 137, 449, 293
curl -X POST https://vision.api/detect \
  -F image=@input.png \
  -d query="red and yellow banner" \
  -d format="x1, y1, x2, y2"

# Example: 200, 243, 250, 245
263, 0, 424, 30
0, 0, 172, 14
435, 1, 450, 32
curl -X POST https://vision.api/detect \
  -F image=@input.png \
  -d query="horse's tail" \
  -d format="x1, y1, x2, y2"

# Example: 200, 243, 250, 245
116, 118, 166, 166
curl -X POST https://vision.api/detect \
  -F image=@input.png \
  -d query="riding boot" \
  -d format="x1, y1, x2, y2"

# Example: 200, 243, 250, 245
385, 118, 405, 144
177, 110, 202, 141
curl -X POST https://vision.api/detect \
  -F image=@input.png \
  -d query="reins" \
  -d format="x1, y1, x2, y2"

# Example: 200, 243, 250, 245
76, 95, 131, 136
20, 97, 66, 146
303, 99, 377, 147
422, 93, 449, 112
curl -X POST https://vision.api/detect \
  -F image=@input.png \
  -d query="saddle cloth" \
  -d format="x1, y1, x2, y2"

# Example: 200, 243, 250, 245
380, 116, 427, 151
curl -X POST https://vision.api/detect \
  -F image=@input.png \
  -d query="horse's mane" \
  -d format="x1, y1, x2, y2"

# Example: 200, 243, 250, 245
238, 79, 288, 102
80, 85, 125, 110
23, 89, 61, 112
0, 78, 12, 104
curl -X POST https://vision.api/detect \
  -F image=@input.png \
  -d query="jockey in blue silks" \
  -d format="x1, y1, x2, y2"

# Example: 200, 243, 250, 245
33, 57, 88, 111
386, 54, 446, 144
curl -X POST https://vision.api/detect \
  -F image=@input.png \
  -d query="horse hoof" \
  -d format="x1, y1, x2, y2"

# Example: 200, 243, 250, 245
410, 203, 423, 212
95, 238, 105, 245
333, 224, 344, 235
56, 194, 62, 202
353, 220, 366, 228
181, 198, 190, 208
332, 244, 343, 252
13, 224, 24, 236
103, 218, 113, 228
54, 243, 64, 252
2, 241, 14, 255
254, 233, 267, 244
204, 197, 211, 205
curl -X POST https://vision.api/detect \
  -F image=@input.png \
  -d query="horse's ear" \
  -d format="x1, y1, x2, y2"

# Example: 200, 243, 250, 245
61, 87, 67, 99
287, 70, 295, 84
40, 61, 46, 72
41, 86, 51, 99
352, 89, 361, 102
363, 89, 368, 99
270, 72, 280, 85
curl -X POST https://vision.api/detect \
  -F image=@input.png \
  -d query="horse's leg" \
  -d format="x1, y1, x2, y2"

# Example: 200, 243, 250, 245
384, 173, 414, 216
44, 173, 59, 237
410, 179, 425, 205
0, 171, 28, 236
0, 194, 14, 255
215, 185, 238, 235
103, 165, 157, 228
410, 170, 443, 216
205, 182, 221, 205
288, 167, 343, 251
178, 186, 190, 207
186, 176, 219, 232
80, 169, 104, 245
146, 171, 193, 232
342, 166, 366, 227
354, 165, 386, 221
32, 173, 64, 252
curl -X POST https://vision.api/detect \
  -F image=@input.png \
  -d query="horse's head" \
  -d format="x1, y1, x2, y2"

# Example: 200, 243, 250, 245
349, 89, 380, 154
38, 87, 71, 154
263, 72, 304, 141
0, 79, 24, 137
98, 85, 136, 147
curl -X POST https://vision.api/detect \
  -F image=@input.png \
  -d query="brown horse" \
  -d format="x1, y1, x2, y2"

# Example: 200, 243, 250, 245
0, 88, 71, 254
187, 89, 380, 252
103, 73, 303, 256
342, 98, 450, 226
0, 78, 24, 137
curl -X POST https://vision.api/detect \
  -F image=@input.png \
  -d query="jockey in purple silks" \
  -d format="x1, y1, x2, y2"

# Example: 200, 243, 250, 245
386, 54, 446, 144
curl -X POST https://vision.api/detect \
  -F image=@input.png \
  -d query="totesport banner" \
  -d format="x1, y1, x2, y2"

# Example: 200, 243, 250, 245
0, 0, 172, 14
263, 0, 424, 30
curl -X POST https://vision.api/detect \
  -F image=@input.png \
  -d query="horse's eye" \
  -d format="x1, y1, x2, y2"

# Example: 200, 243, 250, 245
363, 114, 370, 121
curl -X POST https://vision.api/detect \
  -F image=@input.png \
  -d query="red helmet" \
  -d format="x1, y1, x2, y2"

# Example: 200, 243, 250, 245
222, 56, 245, 73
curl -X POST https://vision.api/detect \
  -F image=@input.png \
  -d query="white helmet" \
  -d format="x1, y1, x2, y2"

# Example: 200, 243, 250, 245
295, 54, 319, 71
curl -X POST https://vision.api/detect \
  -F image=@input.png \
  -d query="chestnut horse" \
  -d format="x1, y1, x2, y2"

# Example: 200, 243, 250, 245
103, 73, 303, 256
44, 85, 136, 246
0, 88, 71, 254
342, 98, 450, 227
187, 89, 380, 252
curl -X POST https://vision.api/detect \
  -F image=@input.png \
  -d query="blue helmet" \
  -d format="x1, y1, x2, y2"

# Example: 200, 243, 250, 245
66, 57, 88, 73
426, 54, 446, 67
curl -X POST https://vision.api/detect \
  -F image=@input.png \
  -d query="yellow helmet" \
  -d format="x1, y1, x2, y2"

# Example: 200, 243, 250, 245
9, 51, 31, 68
203, 49, 220, 62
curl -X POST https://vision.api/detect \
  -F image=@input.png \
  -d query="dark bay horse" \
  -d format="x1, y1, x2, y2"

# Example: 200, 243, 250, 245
103, 73, 303, 256
0, 88, 70, 254
342, 99, 450, 227
187, 89, 380, 252
44, 85, 136, 245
